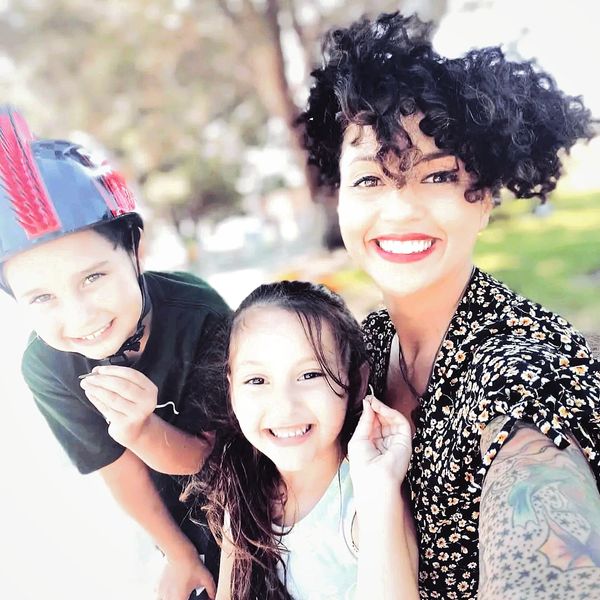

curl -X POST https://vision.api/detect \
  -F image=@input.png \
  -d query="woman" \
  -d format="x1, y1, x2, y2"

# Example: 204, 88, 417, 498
298, 12, 600, 599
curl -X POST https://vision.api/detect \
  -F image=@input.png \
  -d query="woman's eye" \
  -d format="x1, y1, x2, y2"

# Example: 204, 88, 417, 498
30, 293, 52, 305
422, 169, 459, 184
300, 371, 324, 381
244, 377, 265, 385
84, 272, 105, 285
352, 175, 381, 188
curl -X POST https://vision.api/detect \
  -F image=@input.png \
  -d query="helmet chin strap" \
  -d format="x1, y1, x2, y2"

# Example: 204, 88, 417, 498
100, 226, 151, 367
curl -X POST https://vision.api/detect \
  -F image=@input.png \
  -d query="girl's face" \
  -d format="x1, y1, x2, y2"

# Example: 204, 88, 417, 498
337, 114, 492, 299
228, 306, 348, 475
4, 228, 142, 360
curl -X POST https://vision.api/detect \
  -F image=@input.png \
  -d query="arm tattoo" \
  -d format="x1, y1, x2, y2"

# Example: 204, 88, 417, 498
478, 421, 600, 599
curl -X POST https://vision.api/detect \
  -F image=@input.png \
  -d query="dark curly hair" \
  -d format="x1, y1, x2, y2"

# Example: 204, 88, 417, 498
297, 12, 596, 202
183, 280, 369, 599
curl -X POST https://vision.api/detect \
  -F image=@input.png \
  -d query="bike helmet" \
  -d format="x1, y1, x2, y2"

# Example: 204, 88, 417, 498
0, 106, 149, 364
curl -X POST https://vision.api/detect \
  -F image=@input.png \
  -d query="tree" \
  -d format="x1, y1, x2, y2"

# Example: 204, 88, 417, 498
0, 0, 448, 241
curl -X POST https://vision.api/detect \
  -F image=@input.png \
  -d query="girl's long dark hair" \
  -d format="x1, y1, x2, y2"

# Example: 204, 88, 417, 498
183, 281, 369, 599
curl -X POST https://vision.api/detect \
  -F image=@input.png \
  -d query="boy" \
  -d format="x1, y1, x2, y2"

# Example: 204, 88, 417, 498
0, 106, 229, 600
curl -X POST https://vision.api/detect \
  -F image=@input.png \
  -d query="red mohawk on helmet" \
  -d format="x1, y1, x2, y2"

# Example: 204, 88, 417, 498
0, 107, 61, 238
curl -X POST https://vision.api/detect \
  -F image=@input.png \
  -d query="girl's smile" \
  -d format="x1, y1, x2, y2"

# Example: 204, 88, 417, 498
229, 306, 348, 475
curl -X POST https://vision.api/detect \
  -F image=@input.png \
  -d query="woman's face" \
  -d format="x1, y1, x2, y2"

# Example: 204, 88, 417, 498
337, 115, 492, 299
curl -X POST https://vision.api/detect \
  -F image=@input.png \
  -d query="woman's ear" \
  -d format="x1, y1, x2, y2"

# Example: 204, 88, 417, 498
358, 361, 371, 399
479, 191, 494, 232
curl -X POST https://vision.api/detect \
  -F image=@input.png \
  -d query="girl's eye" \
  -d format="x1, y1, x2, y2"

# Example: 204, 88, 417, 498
244, 377, 265, 385
84, 272, 105, 285
300, 371, 324, 381
352, 175, 381, 188
421, 169, 459, 184
30, 293, 52, 305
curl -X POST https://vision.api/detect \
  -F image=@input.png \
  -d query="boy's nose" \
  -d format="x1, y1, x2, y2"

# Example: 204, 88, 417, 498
63, 296, 98, 334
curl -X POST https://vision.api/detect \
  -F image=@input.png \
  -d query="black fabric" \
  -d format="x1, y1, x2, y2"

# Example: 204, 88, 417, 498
362, 268, 600, 599
21, 270, 231, 576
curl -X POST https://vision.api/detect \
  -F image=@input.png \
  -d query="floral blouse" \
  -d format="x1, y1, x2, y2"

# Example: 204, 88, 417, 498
362, 268, 600, 599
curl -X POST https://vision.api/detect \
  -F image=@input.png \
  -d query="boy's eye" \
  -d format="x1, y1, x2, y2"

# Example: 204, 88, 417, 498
421, 169, 459, 184
30, 293, 52, 305
84, 272, 105, 285
299, 371, 324, 381
244, 377, 265, 385
352, 175, 381, 188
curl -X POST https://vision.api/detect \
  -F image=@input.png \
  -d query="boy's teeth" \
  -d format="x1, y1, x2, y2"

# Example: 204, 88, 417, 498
270, 425, 311, 438
80, 323, 110, 340
378, 239, 433, 254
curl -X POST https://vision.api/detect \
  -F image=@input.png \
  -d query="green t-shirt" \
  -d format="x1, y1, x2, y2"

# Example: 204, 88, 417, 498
21, 270, 230, 537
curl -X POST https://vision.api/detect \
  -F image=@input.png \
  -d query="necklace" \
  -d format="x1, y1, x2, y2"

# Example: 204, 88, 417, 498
397, 267, 475, 402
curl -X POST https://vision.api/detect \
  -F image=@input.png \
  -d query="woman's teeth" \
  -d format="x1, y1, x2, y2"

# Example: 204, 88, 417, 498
377, 239, 434, 254
270, 425, 311, 438
79, 323, 110, 341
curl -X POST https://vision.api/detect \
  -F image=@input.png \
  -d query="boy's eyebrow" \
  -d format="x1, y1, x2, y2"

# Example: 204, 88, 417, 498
78, 260, 110, 275
18, 260, 110, 298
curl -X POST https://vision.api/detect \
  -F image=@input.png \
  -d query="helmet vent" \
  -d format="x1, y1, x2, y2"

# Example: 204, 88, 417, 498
0, 109, 61, 238
98, 168, 136, 216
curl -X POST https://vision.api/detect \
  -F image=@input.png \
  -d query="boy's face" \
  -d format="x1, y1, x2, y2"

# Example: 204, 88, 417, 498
4, 229, 142, 360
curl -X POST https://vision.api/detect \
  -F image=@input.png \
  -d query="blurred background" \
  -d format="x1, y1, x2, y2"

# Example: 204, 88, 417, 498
0, 0, 598, 598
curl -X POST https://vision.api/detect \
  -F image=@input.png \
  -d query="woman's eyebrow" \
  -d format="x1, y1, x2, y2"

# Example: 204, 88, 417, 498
348, 154, 378, 165
348, 150, 453, 166
416, 151, 453, 163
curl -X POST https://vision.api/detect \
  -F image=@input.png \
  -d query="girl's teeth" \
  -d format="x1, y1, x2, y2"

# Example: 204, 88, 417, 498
270, 425, 311, 438
378, 239, 433, 254
81, 323, 109, 340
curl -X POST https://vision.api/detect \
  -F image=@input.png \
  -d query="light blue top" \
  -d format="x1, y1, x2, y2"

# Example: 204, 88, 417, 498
274, 460, 357, 599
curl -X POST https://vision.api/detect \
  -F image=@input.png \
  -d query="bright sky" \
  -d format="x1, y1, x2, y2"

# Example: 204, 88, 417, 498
434, 0, 600, 116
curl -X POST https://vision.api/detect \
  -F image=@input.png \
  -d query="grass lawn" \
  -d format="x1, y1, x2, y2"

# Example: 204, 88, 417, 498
301, 191, 600, 332
475, 191, 600, 332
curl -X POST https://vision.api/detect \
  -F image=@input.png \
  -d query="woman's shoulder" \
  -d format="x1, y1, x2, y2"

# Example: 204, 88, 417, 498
470, 269, 594, 357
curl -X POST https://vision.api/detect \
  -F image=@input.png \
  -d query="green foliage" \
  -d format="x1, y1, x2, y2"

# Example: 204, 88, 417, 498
475, 192, 600, 330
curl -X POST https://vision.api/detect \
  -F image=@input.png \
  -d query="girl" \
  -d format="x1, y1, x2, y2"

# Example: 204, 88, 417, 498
297, 11, 600, 599
188, 280, 418, 599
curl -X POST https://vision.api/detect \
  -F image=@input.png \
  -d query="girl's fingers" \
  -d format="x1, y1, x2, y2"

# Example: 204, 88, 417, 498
352, 398, 375, 439
369, 396, 411, 426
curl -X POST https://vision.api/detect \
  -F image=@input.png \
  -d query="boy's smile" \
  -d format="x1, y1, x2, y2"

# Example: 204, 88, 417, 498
4, 229, 143, 360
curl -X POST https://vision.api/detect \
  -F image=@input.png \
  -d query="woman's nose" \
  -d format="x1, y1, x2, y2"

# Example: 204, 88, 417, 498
379, 186, 423, 222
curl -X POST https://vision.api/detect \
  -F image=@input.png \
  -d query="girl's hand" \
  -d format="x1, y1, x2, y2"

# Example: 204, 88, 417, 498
347, 395, 412, 491
157, 551, 216, 600
80, 365, 158, 446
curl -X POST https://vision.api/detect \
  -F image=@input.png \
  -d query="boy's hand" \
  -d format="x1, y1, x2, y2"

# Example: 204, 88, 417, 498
157, 552, 216, 600
348, 395, 412, 496
80, 365, 158, 446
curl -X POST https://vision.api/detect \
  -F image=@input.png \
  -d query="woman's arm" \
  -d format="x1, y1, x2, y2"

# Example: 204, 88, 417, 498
349, 397, 419, 600
478, 416, 600, 599
100, 449, 216, 600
